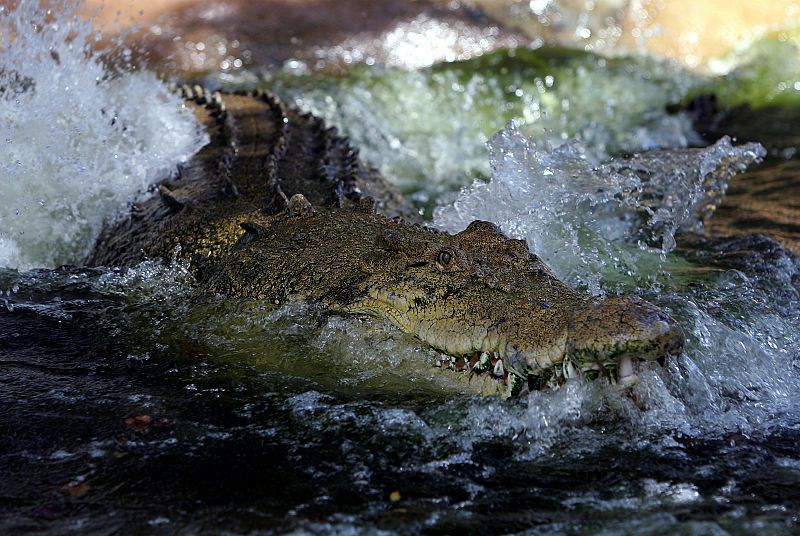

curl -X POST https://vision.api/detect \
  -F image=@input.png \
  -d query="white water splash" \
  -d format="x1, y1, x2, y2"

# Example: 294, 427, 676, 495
0, 2, 208, 270
304, 14, 521, 71
434, 123, 764, 292
269, 49, 701, 203
429, 123, 799, 444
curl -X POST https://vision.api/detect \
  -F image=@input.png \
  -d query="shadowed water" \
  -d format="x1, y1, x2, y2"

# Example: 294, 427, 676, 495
0, 230, 799, 534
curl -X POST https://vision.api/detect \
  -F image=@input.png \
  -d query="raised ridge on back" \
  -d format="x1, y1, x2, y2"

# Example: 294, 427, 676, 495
87, 87, 418, 268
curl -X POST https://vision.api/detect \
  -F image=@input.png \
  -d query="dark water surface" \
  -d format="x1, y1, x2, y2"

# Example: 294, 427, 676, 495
1, 215, 799, 535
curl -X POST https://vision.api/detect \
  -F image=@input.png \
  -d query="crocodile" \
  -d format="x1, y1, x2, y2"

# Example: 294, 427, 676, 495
88, 87, 686, 397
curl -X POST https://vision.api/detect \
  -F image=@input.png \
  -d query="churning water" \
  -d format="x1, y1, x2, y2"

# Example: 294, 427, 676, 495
1, 2, 800, 535
0, 1, 207, 270
267, 49, 703, 208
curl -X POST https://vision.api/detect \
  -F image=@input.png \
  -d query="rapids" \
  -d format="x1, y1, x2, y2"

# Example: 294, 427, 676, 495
1, 2, 800, 534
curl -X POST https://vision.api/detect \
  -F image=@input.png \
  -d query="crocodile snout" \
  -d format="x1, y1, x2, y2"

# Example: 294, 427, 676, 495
565, 295, 684, 384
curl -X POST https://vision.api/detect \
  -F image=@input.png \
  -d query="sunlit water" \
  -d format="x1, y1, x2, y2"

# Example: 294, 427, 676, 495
1, 2, 800, 535
267, 49, 703, 209
0, 1, 207, 270
264, 28, 800, 210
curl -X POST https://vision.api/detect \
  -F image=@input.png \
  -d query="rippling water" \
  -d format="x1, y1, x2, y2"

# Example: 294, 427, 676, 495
1, 242, 799, 534
1, 2, 800, 535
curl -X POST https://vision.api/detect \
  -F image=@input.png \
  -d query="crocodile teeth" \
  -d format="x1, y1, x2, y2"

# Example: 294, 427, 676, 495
468, 352, 481, 370
436, 350, 509, 378
434, 356, 453, 369
565, 361, 583, 382
492, 359, 505, 378
617, 355, 637, 386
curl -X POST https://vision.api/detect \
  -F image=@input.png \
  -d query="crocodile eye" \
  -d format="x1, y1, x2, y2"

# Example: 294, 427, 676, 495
436, 250, 453, 268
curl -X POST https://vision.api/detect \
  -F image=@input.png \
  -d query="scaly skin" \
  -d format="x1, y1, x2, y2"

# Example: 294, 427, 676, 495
197, 195, 684, 396
88, 89, 685, 396
87, 86, 417, 268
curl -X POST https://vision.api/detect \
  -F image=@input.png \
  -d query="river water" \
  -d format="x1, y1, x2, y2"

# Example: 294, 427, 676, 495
1, 2, 799, 534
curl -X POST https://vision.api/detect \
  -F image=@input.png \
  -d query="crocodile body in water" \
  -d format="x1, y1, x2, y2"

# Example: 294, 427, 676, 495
89, 87, 688, 396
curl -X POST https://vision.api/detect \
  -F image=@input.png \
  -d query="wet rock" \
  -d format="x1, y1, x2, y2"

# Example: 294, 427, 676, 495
705, 160, 800, 254
684, 94, 800, 157
123, 412, 175, 433
89, 0, 524, 76
60, 478, 90, 498
124, 412, 153, 432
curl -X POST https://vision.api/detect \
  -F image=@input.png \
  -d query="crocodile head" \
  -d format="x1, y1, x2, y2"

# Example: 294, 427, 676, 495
203, 197, 684, 397
352, 219, 684, 395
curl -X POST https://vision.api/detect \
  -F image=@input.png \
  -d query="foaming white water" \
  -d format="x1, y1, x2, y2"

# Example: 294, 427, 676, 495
430, 123, 800, 444
435, 123, 764, 292
270, 50, 701, 203
305, 14, 520, 71
0, 2, 208, 270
